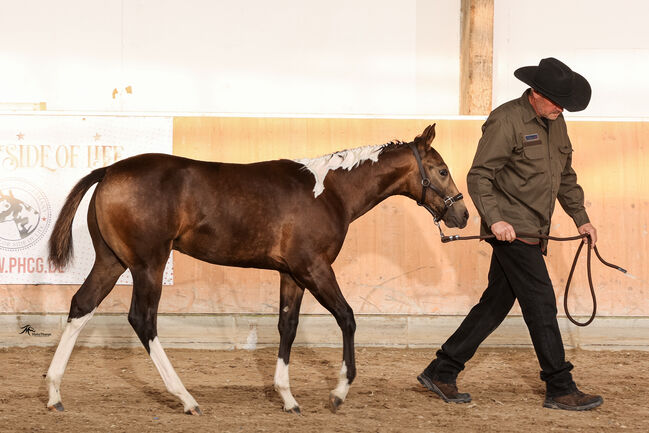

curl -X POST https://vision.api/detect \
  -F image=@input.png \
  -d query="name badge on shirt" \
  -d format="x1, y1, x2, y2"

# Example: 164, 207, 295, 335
523, 133, 542, 146
524, 133, 539, 142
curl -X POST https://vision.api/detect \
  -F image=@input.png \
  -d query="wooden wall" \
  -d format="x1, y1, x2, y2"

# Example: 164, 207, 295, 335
1, 117, 647, 318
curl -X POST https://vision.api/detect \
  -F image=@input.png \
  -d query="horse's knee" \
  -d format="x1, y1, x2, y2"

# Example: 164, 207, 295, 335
337, 308, 356, 334
346, 316, 356, 334
278, 315, 299, 335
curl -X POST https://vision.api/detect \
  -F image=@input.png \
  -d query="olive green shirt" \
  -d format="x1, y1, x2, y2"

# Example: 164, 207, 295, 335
467, 90, 590, 249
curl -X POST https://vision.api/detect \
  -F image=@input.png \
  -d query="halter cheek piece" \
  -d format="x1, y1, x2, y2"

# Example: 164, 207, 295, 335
407, 142, 463, 227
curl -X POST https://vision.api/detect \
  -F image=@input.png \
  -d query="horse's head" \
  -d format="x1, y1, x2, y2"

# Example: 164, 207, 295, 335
403, 124, 468, 229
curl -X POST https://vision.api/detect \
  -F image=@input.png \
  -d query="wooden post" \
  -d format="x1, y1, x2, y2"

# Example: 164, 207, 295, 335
460, 0, 494, 115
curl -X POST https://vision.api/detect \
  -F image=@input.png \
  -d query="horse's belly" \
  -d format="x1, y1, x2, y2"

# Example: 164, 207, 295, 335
172, 226, 284, 271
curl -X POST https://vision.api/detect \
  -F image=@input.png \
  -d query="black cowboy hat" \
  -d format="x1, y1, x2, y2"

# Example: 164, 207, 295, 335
514, 57, 591, 112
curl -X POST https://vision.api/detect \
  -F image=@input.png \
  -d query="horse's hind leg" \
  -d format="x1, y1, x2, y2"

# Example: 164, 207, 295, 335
46, 202, 126, 411
274, 272, 305, 414
128, 261, 201, 415
293, 261, 356, 413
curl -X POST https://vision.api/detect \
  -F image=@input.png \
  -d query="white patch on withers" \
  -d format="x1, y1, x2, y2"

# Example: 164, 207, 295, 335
330, 361, 350, 402
148, 337, 199, 413
46, 309, 96, 408
274, 358, 300, 411
294, 143, 387, 197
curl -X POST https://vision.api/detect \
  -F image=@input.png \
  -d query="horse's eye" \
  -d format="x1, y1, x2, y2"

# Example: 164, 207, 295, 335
439, 169, 448, 177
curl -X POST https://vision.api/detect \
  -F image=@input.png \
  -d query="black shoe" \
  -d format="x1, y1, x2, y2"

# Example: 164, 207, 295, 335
417, 372, 471, 403
543, 390, 603, 411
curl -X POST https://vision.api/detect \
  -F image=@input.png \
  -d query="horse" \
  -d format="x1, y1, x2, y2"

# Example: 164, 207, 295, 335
45, 124, 468, 415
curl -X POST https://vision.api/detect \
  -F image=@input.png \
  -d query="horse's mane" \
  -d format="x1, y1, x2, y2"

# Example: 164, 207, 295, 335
293, 140, 408, 197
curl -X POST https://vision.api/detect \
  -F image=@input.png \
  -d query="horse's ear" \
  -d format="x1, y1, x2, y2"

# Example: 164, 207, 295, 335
421, 123, 436, 147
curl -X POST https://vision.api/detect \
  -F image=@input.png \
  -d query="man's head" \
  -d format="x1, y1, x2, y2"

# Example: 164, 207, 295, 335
514, 57, 591, 113
529, 89, 563, 120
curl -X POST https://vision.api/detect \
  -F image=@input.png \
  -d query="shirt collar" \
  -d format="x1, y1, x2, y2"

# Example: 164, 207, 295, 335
520, 89, 540, 123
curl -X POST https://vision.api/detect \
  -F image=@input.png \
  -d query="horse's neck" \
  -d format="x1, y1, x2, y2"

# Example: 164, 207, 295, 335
327, 148, 410, 222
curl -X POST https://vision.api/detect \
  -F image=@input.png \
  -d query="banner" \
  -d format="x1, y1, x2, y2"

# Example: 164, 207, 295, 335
0, 115, 173, 285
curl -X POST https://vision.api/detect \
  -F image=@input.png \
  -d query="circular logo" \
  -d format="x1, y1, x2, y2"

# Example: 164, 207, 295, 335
0, 178, 52, 251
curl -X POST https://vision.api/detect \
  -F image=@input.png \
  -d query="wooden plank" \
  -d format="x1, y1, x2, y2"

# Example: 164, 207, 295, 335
459, 0, 494, 115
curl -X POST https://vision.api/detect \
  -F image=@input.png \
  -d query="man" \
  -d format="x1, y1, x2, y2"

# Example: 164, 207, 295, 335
417, 57, 603, 411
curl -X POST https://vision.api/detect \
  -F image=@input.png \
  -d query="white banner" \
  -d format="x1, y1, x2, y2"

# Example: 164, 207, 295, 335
0, 115, 173, 285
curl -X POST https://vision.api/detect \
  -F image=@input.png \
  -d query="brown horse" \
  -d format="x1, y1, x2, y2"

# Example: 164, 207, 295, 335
45, 124, 468, 415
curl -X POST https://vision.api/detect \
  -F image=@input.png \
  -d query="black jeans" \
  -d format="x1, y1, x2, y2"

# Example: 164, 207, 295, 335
424, 239, 576, 397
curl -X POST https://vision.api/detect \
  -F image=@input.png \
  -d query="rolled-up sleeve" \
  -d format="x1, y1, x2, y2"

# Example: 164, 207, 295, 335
557, 152, 590, 227
467, 112, 514, 228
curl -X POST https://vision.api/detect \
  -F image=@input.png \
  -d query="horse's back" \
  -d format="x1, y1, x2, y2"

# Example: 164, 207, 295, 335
98, 152, 314, 204
93, 153, 337, 270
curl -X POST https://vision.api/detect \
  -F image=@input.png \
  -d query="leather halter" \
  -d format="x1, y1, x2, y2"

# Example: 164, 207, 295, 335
407, 142, 463, 224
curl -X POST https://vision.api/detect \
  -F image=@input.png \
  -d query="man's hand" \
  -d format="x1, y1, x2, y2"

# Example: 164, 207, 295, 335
578, 222, 597, 247
491, 221, 516, 242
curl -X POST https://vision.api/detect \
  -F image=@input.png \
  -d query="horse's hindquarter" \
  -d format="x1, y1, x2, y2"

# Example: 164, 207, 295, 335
93, 154, 194, 268
95, 154, 348, 271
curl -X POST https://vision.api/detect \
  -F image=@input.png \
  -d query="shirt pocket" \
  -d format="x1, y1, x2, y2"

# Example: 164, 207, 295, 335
522, 139, 545, 160
557, 142, 573, 170
511, 137, 546, 181
558, 143, 573, 155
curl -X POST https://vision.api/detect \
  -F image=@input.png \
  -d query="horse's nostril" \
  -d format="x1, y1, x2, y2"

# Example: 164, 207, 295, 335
464, 210, 469, 219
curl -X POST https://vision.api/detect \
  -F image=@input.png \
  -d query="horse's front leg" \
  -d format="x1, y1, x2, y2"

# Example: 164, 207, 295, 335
295, 262, 356, 413
274, 272, 305, 414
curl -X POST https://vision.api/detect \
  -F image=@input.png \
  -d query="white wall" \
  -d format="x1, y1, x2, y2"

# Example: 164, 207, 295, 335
0, 0, 460, 115
4, 0, 647, 117
493, 0, 649, 117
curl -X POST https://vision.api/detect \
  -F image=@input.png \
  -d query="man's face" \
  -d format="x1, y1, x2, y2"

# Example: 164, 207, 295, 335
530, 90, 564, 120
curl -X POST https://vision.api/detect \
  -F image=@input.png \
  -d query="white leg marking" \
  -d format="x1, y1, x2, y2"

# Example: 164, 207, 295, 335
148, 337, 199, 413
331, 361, 350, 402
274, 358, 299, 411
46, 309, 96, 408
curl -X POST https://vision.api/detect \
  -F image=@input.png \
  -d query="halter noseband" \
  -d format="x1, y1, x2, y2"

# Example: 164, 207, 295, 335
407, 142, 463, 227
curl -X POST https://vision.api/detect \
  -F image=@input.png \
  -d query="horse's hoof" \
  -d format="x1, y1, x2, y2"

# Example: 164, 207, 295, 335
329, 394, 344, 413
47, 402, 64, 412
185, 406, 203, 415
284, 406, 302, 415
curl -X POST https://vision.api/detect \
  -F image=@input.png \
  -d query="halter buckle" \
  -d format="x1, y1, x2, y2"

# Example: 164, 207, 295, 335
443, 193, 463, 207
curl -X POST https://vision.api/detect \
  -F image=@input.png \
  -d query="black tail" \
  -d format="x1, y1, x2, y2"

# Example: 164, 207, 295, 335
48, 167, 107, 269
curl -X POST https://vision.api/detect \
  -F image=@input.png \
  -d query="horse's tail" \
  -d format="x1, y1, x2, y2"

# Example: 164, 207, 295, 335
48, 167, 107, 270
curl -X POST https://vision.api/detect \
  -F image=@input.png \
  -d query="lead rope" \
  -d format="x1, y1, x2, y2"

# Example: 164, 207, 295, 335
435, 226, 627, 327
